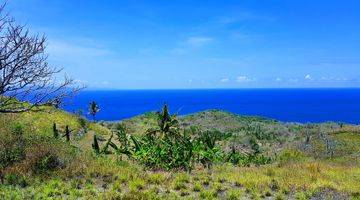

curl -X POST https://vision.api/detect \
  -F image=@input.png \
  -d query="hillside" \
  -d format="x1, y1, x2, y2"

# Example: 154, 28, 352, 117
0, 108, 359, 199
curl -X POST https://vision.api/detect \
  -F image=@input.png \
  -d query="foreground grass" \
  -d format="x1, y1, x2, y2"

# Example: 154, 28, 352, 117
1, 156, 359, 199
1, 109, 359, 199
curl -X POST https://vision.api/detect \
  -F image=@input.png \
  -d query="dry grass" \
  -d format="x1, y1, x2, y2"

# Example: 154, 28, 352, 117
1, 109, 359, 199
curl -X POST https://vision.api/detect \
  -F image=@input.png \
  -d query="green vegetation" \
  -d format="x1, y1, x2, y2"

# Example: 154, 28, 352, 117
1, 105, 360, 199
93, 105, 271, 171
89, 101, 100, 121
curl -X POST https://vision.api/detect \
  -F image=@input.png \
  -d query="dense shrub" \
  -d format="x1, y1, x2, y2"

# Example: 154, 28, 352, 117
25, 135, 77, 174
227, 147, 272, 166
95, 105, 272, 170
242, 123, 276, 140
4, 173, 28, 187
77, 116, 88, 132
33, 152, 62, 174
1, 133, 76, 175
277, 149, 307, 166
193, 130, 225, 168
0, 123, 25, 168
133, 132, 194, 170
249, 137, 261, 154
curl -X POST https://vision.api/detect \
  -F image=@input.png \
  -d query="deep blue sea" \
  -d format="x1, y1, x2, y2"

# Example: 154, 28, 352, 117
62, 89, 360, 124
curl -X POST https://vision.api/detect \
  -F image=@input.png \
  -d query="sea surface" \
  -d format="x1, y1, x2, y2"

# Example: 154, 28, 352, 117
62, 89, 360, 124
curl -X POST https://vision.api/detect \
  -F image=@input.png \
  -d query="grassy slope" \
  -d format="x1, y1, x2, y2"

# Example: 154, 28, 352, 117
1, 109, 360, 199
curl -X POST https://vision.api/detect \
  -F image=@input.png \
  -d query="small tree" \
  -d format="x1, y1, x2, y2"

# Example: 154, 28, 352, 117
89, 101, 100, 121
0, 4, 82, 113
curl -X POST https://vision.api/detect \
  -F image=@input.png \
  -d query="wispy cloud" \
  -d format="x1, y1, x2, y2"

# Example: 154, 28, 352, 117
186, 37, 213, 47
319, 76, 349, 82
236, 75, 255, 82
73, 79, 89, 85
170, 48, 187, 55
220, 78, 229, 82
304, 74, 312, 80
47, 39, 112, 60
217, 12, 275, 25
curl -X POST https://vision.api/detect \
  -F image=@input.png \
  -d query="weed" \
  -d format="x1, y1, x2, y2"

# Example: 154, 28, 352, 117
226, 189, 243, 200
129, 178, 146, 192
147, 173, 166, 185
199, 190, 217, 199
193, 181, 202, 192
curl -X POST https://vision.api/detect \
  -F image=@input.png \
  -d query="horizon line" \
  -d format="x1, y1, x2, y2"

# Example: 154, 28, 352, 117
81, 87, 360, 91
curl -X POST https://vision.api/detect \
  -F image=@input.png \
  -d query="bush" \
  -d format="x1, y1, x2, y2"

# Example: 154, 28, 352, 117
243, 124, 276, 140
4, 173, 28, 187
0, 124, 25, 168
77, 117, 88, 132
20, 135, 76, 175
227, 150, 271, 167
277, 149, 307, 166
133, 132, 194, 170
34, 153, 61, 174
132, 128, 226, 170
4, 173, 18, 185
249, 137, 261, 154
96, 105, 272, 170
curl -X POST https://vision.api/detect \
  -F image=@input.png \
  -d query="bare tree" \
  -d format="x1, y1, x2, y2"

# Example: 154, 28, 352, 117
0, 3, 81, 113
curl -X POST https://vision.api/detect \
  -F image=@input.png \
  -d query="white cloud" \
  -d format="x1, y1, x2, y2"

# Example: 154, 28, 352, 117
289, 78, 299, 82
186, 37, 213, 47
218, 12, 275, 24
170, 48, 187, 55
73, 79, 88, 85
236, 75, 254, 82
101, 81, 110, 85
305, 74, 312, 80
319, 76, 349, 82
335, 77, 348, 81
47, 39, 112, 59
275, 77, 282, 82
220, 78, 229, 82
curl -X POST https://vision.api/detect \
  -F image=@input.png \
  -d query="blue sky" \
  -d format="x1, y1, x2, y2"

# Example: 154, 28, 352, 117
8, 0, 360, 89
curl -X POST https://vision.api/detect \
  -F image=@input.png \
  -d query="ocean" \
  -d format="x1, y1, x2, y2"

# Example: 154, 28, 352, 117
62, 88, 360, 124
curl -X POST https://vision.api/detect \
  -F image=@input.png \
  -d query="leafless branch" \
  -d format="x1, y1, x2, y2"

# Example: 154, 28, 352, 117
0, 3, 83, 113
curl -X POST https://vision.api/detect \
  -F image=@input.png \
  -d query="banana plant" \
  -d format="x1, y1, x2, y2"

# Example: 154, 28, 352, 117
146, 104, 180, 139
101, 133, 114, 154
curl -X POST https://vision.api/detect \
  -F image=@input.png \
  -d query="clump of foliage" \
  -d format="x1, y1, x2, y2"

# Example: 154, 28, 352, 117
3, 173, 28, 187
249, 137, 261, 154
94, 105, 272, 170
133, 130, 194, 170
0, 123, 26, 168
89, 101, 100, 121
192, 129, 225, 168
78, 117, 88, 133
33, 153, 61, 174
227, 146, 271, 166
